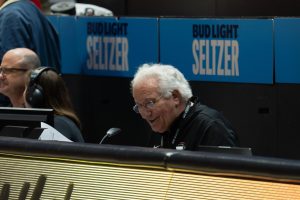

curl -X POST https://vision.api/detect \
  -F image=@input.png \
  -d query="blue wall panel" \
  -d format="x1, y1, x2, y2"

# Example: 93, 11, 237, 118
160, 18, 274, 84
48, 16, 159, 76
275, 18, 300, 84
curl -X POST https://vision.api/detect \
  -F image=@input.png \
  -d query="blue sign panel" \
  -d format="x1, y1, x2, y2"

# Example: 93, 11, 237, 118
76, 17, 158, 77
47, 15, 59, 32
160, 18, 274, 84
59, 16, 81, 74
275, 18, 300, 84
47, 15, 81, 74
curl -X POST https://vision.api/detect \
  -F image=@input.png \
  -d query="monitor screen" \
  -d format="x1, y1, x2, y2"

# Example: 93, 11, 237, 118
0, 107, 54, 139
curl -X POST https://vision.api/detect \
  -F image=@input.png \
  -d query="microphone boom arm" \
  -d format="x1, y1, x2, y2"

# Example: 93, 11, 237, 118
99, 127, 121, 144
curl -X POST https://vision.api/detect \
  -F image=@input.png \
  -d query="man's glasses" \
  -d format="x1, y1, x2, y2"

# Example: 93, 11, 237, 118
0, 66, 28, 75
133, 96, 162, 114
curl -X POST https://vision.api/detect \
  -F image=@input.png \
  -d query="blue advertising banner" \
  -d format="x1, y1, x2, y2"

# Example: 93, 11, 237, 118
47, 15, 81, 74
160, 18, 274, 84
48, 16, 158, 76
275, 18, 300, 84
47, 15, 59, 32
59, 16, 81, 74
77, 17, 158, 77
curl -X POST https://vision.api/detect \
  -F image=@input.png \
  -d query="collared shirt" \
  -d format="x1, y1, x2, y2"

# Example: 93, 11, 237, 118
151, 96, 239, 150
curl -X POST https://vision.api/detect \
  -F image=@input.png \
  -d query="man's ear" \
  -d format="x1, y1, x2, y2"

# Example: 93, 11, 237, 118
172, 90, 181, 103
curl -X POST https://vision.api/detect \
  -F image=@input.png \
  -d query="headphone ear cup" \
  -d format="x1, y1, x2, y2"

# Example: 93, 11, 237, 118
26, 83, 45, 108
26, 66, 55, 108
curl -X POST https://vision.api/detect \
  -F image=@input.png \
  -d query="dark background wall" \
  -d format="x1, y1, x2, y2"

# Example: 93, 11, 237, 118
69, 0, 300, 160
64, 74, 300, 160
78, 0, 300, 17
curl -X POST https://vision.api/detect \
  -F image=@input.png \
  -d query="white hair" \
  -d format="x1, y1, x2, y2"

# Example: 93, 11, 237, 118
131, 63, 193, 102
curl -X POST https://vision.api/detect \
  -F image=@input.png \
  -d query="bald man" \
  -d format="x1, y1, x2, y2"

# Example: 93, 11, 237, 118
0, 0, 61, 106
0, 48, 40, 107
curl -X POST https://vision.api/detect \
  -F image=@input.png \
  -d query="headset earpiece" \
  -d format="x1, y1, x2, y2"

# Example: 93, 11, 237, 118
26, 67, 57, 108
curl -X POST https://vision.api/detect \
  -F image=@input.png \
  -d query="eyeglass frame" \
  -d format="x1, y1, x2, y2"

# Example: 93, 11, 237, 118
0, 66, 29, 75
133, 95, 163, 114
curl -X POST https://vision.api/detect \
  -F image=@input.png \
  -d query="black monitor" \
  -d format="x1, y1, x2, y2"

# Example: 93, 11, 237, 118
0, 107, 54, 139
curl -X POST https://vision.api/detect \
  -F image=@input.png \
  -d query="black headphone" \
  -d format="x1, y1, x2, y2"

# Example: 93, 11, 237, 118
26, 67, 58, 108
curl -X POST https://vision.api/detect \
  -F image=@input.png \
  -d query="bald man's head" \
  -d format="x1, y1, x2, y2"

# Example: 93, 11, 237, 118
1, 48, 41, 70
0, 48, 41, 107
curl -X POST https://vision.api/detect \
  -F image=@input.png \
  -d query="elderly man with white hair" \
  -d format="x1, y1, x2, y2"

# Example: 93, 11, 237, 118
131, 63, 239, 150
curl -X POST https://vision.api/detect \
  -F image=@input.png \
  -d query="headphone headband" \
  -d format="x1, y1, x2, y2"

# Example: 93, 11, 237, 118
26, 67, 58, 108
29, 67, 57, 85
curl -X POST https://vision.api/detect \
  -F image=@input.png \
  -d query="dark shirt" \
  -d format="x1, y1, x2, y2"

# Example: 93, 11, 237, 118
0, 0, 61, 71
153, 97, 239, 150
54, 115, 84, 142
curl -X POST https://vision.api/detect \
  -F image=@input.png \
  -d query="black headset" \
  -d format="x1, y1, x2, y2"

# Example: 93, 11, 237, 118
26, 67, 58, 108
